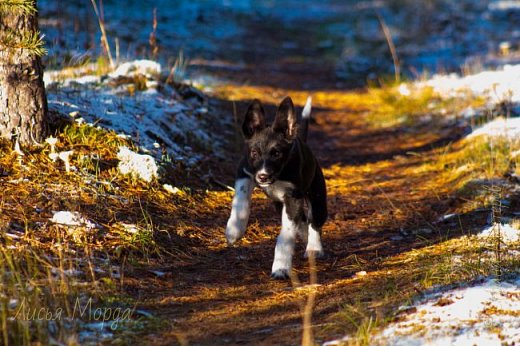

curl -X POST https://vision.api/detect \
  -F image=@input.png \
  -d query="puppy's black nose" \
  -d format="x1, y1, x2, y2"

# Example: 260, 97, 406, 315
257, 173, 269, 183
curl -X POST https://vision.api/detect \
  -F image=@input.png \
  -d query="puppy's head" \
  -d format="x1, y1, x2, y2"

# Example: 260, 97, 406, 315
242, 97, 298, 187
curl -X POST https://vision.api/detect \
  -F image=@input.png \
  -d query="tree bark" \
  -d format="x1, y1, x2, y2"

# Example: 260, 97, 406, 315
0, 0, 48, 145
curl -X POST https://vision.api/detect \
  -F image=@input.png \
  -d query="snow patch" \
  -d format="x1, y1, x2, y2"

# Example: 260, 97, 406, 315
467, 117, 520, 139
117, 146, 158, 183
116, 222, 145, 235
376, 278, 520, 346
43, 72, 100, 87
108, 60, 161, 79
418, 64, 520, 139
163, 184, 182, 195
326, 223, 520, 346
461, 107, 477, 119
479, 223, 520, 242
50, 211, 96, 229
45, 60, 219, 165
326, 277, 520, 346
398, 84, 412, 96
423, 64, 520, 103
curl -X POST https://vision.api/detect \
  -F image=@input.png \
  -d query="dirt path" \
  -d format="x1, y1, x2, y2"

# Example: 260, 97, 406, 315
116, 77, 487, 345
113, 12, 485, 343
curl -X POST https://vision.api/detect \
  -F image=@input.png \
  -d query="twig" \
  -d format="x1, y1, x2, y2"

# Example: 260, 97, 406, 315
115, 37, 120, 65
302, 252, 317, 346
377, 13, 400, 83
370, 178, 399, 211
149, 8, 158, 60
90, 0, 114, 69
209, 176, 234, 191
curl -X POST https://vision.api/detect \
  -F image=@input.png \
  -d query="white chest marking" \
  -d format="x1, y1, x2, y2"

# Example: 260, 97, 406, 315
261, 180, 295, 202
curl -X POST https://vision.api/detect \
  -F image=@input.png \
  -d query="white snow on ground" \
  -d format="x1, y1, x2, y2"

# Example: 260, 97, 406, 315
163, 184, 182, 195
373, 278, 520, 346
422, 64, 520, 103
49, 211, 96, 229
325, 223, 520, 346
325, 277, 520, 346
44, 60, 220, 165
479, 223, 520, 242
467, 117, 520, 140
414, 63, 520, 139
108, 60, 161, 79
117, 146, 158, 182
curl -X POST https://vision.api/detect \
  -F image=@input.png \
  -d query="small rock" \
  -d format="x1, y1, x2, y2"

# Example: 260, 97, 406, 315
390, 235, 404, 241
397, 306, 417, 315
434, 297, 454, 307
149, 270, 166, 277
413, 228, 433, 235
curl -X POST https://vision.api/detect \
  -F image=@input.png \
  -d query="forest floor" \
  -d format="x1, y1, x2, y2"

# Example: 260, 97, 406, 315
2, 1, 520, 344
2, 57, 519, 346
122, 76, 519, 345
0, 38, 520, 345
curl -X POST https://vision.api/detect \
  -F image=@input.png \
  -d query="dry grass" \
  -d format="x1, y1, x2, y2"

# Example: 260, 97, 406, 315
44, 57, 114, 83
419, 134, 520, 215
211, 80, 485, 129
314, 101, 519, 343
325, 231, 520, 345
0, 127, 125, 343
365, 83, 485, 127
0, 121, 224, 344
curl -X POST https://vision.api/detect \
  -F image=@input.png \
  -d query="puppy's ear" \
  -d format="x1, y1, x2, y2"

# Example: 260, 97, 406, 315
242, 99, 266, 139
273, 96, 297, 140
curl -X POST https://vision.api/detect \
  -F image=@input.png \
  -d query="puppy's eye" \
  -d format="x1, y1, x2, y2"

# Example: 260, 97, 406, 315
271, 150, 282, 158
250, 150, 259, 159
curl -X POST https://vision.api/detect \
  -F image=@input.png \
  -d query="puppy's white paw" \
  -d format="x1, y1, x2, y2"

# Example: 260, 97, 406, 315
225, 178, 253, 245
271, 269, 290, 280
225, 218, 247, 245
305, 225, 324, 258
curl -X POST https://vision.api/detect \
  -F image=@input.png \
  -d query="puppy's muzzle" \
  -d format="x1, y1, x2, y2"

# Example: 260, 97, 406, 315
256, 173, 273, 186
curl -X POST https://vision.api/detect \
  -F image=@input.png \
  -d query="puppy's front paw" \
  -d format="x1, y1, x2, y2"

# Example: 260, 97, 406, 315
225, 218, 247, 245
271, 269, 290, 280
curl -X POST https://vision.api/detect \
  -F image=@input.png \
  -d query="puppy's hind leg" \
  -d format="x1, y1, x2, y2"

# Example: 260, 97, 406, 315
304, 200, 325, 258
305, 222, 324, 259
305, 167, 327, 259
225, 177, 254, 245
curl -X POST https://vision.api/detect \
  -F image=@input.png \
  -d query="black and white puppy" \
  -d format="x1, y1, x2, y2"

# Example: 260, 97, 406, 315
225, 96, 327, 279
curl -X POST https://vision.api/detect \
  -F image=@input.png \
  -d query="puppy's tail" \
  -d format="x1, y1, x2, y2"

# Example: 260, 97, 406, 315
300, 96, 312, 143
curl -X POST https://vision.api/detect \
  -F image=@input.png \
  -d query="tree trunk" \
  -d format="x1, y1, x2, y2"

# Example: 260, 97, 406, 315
0, 0, 48, 145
